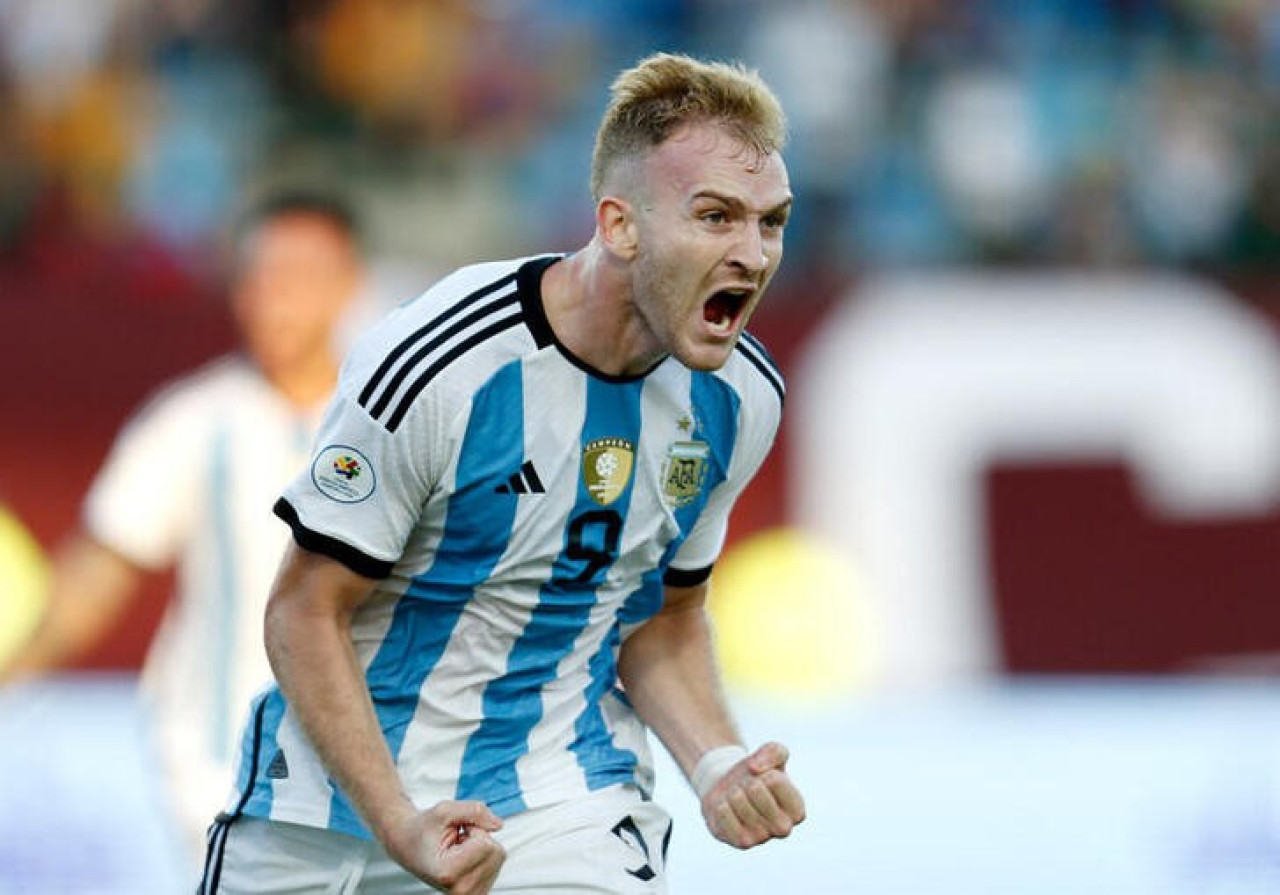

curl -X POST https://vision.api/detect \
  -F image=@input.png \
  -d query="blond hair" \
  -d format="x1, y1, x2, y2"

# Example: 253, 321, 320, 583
590, 52, 787, 201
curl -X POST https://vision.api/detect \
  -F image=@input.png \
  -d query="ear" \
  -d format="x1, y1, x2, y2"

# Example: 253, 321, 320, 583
596, 196, 639, 261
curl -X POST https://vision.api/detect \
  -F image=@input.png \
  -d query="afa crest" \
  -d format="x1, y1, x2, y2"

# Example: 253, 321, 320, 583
582, 437, 635, 506
661, 441, 710, 507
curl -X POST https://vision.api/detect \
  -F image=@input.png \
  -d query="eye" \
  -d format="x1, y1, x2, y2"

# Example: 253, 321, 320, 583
700, 209, 728, 225
763, 212, 788, 231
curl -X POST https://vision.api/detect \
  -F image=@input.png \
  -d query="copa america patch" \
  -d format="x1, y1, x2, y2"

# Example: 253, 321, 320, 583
311, 445, 376, 503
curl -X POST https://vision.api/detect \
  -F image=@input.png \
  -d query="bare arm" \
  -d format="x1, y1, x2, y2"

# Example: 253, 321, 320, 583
264, 542, 504, 894
2, 533, 141, 683
618, 580, 806, 849
617, 581, 741, 775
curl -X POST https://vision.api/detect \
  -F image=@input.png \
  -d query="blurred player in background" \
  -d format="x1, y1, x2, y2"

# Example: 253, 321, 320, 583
202, 53, 805, 894
0, 189, 368, 859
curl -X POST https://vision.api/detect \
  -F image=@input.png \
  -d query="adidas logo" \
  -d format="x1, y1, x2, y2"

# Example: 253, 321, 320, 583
266, 749, 289, 780
495, 460, 545, 494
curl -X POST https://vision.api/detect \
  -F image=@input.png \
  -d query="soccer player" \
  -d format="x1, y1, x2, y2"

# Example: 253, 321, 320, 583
1, 190, 367, 859
203, 53, 805, 894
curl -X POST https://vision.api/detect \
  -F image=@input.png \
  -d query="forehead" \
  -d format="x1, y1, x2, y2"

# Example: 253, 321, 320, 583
241, 213, 354, 265
644, 122, 790, 208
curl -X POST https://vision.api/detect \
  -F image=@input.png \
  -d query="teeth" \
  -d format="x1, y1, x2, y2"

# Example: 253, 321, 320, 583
704, 288, 750, 334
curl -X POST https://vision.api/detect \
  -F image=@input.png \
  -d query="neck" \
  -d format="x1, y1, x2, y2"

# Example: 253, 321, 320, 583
543, 240, 663, 377
262, 354, 338, 410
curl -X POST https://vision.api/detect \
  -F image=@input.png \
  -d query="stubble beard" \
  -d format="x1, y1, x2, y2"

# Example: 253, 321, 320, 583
629, 250, 728, 371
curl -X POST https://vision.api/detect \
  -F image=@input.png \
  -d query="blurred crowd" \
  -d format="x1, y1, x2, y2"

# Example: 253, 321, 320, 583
1, 0, 1278, 308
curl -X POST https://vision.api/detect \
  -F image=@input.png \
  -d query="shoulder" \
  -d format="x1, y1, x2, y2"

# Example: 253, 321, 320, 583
124, 354, 251, 425
93, 355, 256, 465
718, 330, 786, 415
340, 256, 555, 433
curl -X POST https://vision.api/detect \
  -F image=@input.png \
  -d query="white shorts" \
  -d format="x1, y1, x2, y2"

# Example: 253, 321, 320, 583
200, 784, 673, 894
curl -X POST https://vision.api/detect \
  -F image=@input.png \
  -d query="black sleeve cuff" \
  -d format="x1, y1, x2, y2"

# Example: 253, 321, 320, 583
273, 497, 395, 580
662, 563, 713, 587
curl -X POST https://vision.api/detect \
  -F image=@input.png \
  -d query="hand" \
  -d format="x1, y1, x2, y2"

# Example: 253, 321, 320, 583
381, 799, 506, 894
701, 741, 806, 849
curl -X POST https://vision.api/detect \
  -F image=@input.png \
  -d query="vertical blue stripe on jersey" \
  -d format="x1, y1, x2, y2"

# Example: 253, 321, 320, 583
326, 360, 527, 835
591, 371, 742, 789
209, 424, 237, 763
238, 688, 289, 818
617, 370, 740, 626
457, 376, 644, 814
575, 618, 633, 789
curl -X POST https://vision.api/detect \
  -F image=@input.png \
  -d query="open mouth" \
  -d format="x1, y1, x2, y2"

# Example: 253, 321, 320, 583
702, 288, 751, 336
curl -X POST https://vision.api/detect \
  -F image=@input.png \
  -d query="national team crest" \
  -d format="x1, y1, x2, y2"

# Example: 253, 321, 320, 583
661, 441, 710, 507
582, 437, 635, 506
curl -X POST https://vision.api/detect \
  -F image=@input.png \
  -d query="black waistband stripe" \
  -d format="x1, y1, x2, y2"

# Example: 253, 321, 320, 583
198, 695, 267, 893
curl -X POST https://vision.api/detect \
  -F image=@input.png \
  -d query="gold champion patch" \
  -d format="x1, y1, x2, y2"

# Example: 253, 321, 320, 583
582, 437, 635, 506
661, 441, 710, 507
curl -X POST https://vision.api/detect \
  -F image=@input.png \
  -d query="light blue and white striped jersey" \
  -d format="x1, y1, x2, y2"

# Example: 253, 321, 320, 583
231, 255, 784, 838
84, 356, 321, 842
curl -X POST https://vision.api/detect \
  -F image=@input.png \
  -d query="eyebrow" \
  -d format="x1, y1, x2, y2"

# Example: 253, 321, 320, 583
692, 190, 794, 218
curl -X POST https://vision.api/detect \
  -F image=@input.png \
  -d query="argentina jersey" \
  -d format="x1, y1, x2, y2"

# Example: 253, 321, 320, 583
230, 255, 784, 838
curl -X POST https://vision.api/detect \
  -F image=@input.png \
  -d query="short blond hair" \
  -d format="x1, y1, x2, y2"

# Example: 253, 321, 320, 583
590, 52, 787, 201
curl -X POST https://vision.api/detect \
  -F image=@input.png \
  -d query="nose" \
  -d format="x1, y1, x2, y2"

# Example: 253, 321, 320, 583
727, 222, 769, 276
